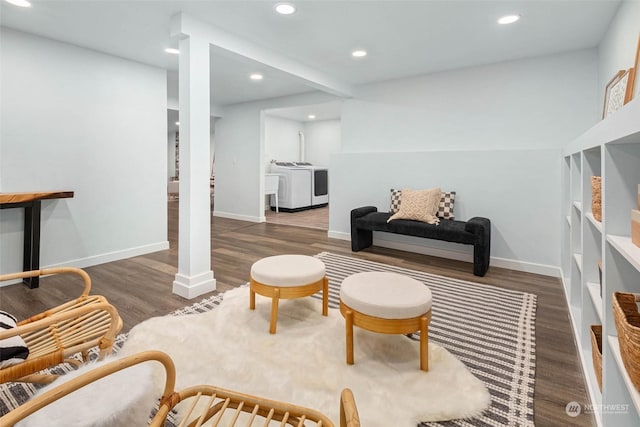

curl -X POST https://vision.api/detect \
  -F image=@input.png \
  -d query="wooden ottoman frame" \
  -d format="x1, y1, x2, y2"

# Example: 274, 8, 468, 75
250, 276, 329, 334
340, 301, 432, 371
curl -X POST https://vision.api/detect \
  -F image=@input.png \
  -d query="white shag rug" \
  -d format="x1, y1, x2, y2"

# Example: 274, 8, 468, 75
16, 357, 158, 427
120, 287, 490, 426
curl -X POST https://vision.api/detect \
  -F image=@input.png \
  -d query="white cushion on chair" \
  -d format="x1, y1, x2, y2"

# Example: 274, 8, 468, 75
340, 272, 432, 319
251, 255, 325, 287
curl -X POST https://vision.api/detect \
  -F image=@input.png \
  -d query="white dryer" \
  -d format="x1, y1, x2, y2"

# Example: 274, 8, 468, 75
293, 162, 329, 207
270, 163, 312, 211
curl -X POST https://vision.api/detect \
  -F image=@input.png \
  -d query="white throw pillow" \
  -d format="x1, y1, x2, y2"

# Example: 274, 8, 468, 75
387, 188, 441, 224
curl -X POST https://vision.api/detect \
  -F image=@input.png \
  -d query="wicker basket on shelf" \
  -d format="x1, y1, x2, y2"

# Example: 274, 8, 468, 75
591, 176, 602, 221
590, 325, 603, 391
612, 292, 640, 391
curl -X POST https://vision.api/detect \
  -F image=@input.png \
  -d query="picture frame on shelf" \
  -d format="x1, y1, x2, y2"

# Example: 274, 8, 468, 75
602, 68, 634, 118
602, 34, 639, 119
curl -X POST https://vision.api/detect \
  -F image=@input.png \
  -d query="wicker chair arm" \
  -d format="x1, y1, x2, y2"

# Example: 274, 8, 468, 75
0, 301, 120, 341
0, 267, 92, 298
340, 388, 361, 427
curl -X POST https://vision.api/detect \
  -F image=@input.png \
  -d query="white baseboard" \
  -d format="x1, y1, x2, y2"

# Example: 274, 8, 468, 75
327, 230, 561, 277
0, 241, 170, 287
173, 270, 216, 299
213, 210, 262, 223
45, 241, 170, 270
490, 256, 561, 278
328, 230, 350, 240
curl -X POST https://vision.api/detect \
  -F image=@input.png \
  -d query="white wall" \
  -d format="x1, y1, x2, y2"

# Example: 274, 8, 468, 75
0, 28, 168, 276
344, 50, 599, 152
329, 50, 599, 275
598, 0, 640, 103
263, 116, 341, 168
264, 115, 303, 167
330, 149, 560, 273
213, 105, 264, 221
303, 120, 341, 167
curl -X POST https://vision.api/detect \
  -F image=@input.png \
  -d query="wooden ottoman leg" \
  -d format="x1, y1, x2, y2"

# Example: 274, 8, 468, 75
420, 315, 429, 372
270, 288, 280, 334
249, 284, 256, 310
322, 276, 329, 316
345, 309, 354, 365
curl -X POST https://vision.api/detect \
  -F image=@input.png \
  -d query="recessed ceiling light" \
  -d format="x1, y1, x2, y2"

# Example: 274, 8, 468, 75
5, 0, 31, 7
307, 114, 316, 120
250, 73, 264, 81
351, 50, 367, 58
175, 121, 180, 126
165, 48, 180, 55
498, 15, 520, 25
275, 3, 296, 15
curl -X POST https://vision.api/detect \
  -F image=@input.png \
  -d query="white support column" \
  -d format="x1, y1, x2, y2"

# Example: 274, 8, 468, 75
173, 35, 216, 298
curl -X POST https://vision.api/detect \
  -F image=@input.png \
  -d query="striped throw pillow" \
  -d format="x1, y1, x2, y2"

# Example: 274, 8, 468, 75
0, 311, 29, 368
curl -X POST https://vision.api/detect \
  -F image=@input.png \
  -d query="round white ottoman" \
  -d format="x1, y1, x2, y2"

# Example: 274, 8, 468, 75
339, 271, 433, 371
250, 254, 328, 334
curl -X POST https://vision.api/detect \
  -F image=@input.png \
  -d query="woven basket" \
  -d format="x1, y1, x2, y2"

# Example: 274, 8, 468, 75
590, 325, 603, 391
612, 292, 640, 391
591, 176, 602, 222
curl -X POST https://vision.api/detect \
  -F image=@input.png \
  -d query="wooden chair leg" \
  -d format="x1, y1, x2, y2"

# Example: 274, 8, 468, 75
269, 288, 280, 334
345, 310, 354, 365
322, 276, 329, 316
420, 315, 428, 372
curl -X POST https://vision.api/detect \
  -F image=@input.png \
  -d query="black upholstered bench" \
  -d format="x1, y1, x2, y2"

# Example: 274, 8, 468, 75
350, 206, 491, 276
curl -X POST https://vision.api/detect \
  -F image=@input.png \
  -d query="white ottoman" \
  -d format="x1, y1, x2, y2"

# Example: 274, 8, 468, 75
250, 254, 329, 334
339, 271, 433, 371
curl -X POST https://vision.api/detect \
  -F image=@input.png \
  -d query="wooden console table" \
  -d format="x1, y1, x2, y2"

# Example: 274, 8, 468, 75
0, 191, 74, 288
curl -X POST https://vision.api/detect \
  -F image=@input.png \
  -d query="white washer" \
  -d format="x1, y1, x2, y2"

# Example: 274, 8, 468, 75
270, 163, 312, 211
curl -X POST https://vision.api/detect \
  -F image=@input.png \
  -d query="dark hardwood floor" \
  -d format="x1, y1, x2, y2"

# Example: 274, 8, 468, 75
1, 201, 594, 426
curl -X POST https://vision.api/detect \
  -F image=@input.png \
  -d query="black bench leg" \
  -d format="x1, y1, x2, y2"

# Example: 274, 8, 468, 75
351, 228, 373, 252
473, 243, 490, 277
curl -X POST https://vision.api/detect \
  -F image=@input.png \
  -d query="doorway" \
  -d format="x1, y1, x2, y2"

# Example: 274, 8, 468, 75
261, 102, 342, 231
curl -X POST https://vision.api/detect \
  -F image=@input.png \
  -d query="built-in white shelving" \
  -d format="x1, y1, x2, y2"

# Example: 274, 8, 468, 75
607, 235, 640, 272
608, 336, 640, 417
586, 281, 603, 322
586, 212, 603, 233
574, 253, 583, 272
562, 98, 640, 427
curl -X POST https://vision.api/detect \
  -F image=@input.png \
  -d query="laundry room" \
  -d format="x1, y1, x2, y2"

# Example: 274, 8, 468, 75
263, 102, 342, 230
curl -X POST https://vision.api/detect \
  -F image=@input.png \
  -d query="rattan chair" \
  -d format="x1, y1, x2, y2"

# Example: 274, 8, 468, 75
0, 350, 361, 427
0, 267, 123, 385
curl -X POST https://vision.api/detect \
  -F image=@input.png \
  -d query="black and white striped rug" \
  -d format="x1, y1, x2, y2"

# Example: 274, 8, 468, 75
2, 252, 536, 426
313, 252, 537, 427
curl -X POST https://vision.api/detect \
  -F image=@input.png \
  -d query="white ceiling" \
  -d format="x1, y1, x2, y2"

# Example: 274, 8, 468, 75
266, 101, 345, 122
1, 0, 621, 107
